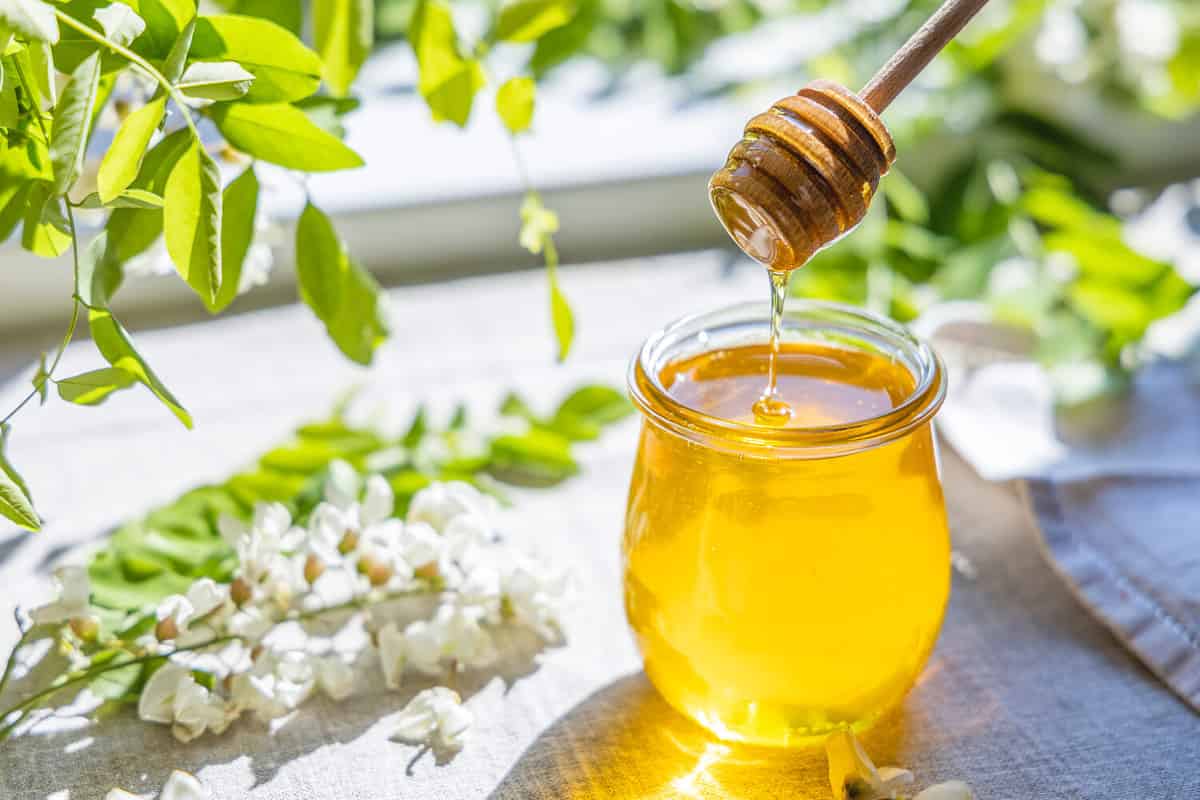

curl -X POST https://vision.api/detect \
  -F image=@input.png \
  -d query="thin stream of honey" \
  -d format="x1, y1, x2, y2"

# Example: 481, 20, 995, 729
752, 269, 794, 424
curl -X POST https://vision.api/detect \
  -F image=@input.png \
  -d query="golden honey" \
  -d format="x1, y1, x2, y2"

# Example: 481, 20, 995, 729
624, 301, 949, 747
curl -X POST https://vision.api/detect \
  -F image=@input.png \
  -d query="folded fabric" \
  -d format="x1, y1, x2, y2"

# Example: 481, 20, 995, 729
938, 357, 1200, 712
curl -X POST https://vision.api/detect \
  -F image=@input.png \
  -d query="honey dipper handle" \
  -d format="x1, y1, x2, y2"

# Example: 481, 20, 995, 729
860, 0, 991, 112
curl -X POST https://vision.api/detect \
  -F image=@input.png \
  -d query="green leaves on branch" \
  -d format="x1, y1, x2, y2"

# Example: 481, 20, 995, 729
81, 381, 628, 605
164, 139, 223, 304
210, 102, 364, 171
190, 14, 321, 103
88, 308, 193, 428
496, 77, 535, 134
495, 0, 575, 43
0, 424, 39, 532
410, 0, 484, 126
313, 0, 373, 97
295, 202, 388, 365
520, 192, 573, 361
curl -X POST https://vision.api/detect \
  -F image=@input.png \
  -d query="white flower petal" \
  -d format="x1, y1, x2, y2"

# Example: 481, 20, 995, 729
160, 770, 210, 800
30, 566, 92, 624
316, 655, 355, 700
138, 663, 189, 725
393, 687, 471, 751
325, 460, 362, 509
185, 579, 227, 619
94, 3, 145, 47
362, 475, 394, 526
105, 790, 142, 800
914, 781, 975, 800
378, 622, 407, 689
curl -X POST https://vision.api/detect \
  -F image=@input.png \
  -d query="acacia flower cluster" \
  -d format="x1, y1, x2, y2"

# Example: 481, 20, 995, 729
7, 465, 567, 753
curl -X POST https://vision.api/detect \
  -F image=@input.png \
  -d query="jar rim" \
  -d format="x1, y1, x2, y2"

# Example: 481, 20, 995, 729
628, 299, 947, 458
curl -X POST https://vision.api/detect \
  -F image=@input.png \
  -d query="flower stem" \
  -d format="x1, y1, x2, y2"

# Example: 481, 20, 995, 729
0, 635, 240, 741
0, 207, 84, 427
0, 629, 30, 704
52, 9, 200, 138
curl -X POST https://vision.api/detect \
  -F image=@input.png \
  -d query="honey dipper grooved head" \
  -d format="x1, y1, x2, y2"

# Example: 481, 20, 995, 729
709, 79, 897, 271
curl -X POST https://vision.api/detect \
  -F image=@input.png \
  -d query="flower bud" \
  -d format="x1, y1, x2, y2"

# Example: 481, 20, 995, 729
231, 577, 253, 607
155, 617, 180, 641
339, 529, 359, 555
357, 556, 393, 587
414, 562, 440, 581
69, 615, 100, 642
304, 553, 325, 585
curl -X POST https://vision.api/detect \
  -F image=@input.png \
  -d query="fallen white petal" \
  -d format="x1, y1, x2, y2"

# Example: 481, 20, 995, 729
914, 780, 975, 800
104, 791, 141, 800
392, 687, 472, 751
160, 770, 210, 800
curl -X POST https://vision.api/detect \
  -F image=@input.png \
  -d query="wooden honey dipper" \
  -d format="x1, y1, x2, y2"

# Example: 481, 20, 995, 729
710, 0, 991, 270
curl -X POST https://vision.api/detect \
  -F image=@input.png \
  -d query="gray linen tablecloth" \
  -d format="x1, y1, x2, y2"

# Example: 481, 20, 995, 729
1, 254, 1197, 799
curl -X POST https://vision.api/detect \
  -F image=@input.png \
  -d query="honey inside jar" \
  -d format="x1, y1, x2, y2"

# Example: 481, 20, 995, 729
624, 304, 950, 746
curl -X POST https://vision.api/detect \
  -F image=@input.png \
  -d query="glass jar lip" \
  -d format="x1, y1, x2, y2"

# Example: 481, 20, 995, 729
628, 299, 947, 457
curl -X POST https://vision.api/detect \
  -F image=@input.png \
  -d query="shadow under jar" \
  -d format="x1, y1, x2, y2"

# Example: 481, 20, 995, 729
623, 300, 950, 747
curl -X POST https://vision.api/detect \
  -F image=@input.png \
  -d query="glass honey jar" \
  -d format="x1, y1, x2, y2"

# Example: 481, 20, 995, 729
623, 300, 950, 747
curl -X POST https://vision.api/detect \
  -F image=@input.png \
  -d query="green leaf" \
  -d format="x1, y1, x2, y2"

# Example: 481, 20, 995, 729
88, 307, 193, 428
57, 366, 138, 405
32, 351, 49, 404
0, 423, 39, 531
177, 60, 255, 101
129, 0, 193, 60
80, 188, 164, 209
294, 94, 360, 137
230, 0, 301, 35
313, 0, 372, 97
209, 102, 364, 171
295, 202, 346, 320
77, 231, 124, 307
495, 0, 574, 43
881, 169, 929, 224
1043, 231, 1165, 288
22, 181, 72, 257
0, 0, 58, 43
496, 76, 534, 134
402, 406, 427, 448
410, 0, 485, 126
89, 656, 145, 701
164, 138, 223, 303
529, 0, 595, 76
488, 428, 577, 486
1067, 281, 1153, 337
554, 384, 632, 425
190, 14, 322, 103
105, 127, 191, 262
325, 258, 388, 365
50, 51, 101, 195
548, 261, 573, 363
97, 95, 166, 203
161, 13, 196, 84
209, 164, 258, 313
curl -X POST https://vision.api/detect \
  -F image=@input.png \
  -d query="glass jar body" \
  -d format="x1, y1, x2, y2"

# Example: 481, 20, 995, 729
622, 301, 949, 747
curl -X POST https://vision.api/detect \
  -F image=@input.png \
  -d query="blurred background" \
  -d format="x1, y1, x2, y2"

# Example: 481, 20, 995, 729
4, 0, 1200, 403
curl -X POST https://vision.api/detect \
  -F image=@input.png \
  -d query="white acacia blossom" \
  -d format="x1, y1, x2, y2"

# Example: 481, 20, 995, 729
107, 769, 211, 800
391, 687, 473, 751
29, 566, 92, 625
27, 469, 569, 747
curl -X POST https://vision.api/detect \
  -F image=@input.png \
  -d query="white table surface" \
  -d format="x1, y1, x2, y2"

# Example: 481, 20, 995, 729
0, 254, 1197, 799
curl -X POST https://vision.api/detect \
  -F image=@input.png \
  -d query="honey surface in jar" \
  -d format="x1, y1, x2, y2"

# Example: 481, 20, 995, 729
622, 341, 950, 746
